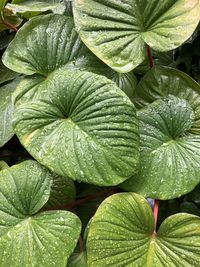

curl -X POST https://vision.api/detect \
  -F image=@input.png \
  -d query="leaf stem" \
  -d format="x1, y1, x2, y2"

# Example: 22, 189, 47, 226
147, 45, 154, 68
1, 17, 18, 32
79, 235, 84, 252
154, 199, 159, 232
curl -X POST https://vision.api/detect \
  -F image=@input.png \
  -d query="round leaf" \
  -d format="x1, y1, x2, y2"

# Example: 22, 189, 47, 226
13, 69, 139, 186
122, 66, 200, 199
73, 0, 200, 72
0, 160, 81, 267
87, 192, 200, 267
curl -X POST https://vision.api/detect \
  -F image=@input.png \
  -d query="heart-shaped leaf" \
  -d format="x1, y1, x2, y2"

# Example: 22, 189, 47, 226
0, 160, 81, 267
73, 0, 200, 72
87, 192, 200, 267
0, 77, 21, 148
13, 68, 139, 186
122, 66, 200, 199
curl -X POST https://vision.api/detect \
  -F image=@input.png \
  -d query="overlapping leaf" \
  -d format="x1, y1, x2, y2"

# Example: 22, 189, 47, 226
73, 0, 200, 72
87, 193, 200, 267
2, 13, 137, 95
3, 14, 139, 186
0, 160, 81, 267
122, 66, 200, 199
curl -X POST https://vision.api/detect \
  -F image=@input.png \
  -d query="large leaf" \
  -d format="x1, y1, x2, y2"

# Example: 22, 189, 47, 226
0, 160, 81, 267
73, 0, 200, 72
122, 66, 200, 199
87, 192, 200, 267
2, 13, 137, 94
0, 77, 21, 148
13, 68, 139, 186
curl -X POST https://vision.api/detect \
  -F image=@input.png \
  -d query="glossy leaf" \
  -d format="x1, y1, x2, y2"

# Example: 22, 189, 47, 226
73, 0, 200, 72
122, 66, 200, 199
13, 68, 139, 186
0, 77, 21, 148
0, 160, 81, 267
87, 192, 200, 267
45, 173, 76, 209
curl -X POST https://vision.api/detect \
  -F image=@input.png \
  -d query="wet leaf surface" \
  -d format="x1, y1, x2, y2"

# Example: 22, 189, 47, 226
87, 192, 200, 267
0, 160, 81, 267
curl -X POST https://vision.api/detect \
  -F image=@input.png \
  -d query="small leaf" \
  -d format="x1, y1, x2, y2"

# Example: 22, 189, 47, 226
87, 192, 200, 267
73, 0, 200, 72
44, 173, 76, 209
0, 160, 81, 267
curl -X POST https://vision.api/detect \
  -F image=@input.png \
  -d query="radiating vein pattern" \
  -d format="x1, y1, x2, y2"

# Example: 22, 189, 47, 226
87, 193, 200, 267
13, 69, 139, 185
73, 0, 200, 72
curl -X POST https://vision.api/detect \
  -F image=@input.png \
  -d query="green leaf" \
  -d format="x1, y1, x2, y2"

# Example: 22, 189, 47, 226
0, 77, 21, 148
44, 173, 76, 209
0, 160, 81, 267
67, 252, 87, 267
0, 161, 9, 170
87, 192, 200, 267
13, 68, 139, 186
6, 0, 67, 18
122, 66, 200, 199
112, 72, 137, 101
0, 60, 18, 85
73, 0, 200, 72
0, 0, 7, 13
